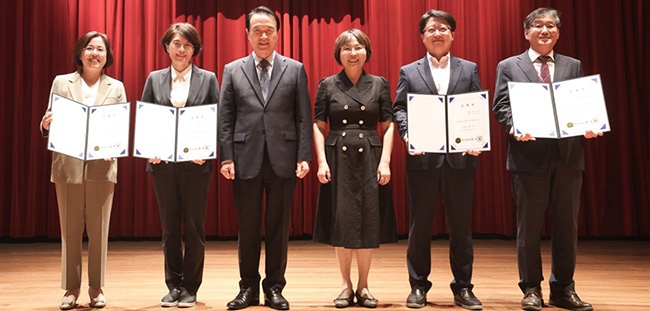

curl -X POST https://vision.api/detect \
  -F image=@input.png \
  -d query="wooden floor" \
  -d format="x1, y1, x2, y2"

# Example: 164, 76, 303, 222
0, 239, 649, 310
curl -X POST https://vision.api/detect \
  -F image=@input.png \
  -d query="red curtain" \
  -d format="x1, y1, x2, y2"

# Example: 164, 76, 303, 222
1, 0, 648, 239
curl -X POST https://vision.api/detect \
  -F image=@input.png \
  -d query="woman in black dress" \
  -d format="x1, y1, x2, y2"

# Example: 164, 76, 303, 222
313, 28, 397, 308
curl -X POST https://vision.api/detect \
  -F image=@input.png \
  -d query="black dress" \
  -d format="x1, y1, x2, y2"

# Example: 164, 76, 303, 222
313, 71, 398, 248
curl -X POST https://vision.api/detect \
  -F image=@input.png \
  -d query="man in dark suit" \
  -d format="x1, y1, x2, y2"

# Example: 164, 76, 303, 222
493, 7, 601, 311
218, 6, 312, 311
394, 10, 483, 310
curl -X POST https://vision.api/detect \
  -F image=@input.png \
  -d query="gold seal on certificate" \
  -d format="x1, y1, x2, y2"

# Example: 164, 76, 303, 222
183, 147, 189, 153
94, 146, 100, 151
567, 122, 574, 128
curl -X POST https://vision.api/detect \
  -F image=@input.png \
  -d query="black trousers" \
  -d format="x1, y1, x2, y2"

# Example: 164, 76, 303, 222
406, 162, 476, 294
511, 160, 582, 294
151, 162, 211, 294
232, 150, 296, 293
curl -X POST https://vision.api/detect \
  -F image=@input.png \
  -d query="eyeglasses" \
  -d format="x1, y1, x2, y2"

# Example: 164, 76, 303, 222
530, 23, 557, 31
169, 42, 194, 51
84, 46, 106, 54
424, 26, 451, 35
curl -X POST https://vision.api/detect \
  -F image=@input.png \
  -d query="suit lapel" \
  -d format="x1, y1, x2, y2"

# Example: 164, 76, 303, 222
67, 72, 83, 102
93, 74, 112, 106
447, 56, 462, 94
335, 70, 371, 105
553, 53, 568, 82
160, 67, 173, 106
516, 51, 541, 83
266, 54, 287, 104
415, 57, 438, 94
241, 55, 266, 105
186, 64, 204, 106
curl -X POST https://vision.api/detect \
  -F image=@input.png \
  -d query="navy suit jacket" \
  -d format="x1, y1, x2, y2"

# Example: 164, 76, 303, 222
493, 50, 584, 171
394, 56, 483, 170
218, 53, 312, 179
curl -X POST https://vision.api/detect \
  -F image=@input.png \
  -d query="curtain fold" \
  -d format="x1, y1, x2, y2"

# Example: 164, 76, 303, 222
1, 0, 648, 239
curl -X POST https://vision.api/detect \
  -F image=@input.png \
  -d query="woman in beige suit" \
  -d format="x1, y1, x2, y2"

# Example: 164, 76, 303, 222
40, 31, 126, 310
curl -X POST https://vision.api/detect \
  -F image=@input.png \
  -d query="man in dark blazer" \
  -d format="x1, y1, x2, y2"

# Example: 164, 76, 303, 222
218, 6, 312, 311
394, 10, 483, 310
493, 7, 600, 311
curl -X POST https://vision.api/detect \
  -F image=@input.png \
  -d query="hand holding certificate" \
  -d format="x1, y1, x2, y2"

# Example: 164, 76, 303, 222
508, 74, 610, 139
133, 102, 217, 162
47, 94, 130, 160
407, 91, 491, 153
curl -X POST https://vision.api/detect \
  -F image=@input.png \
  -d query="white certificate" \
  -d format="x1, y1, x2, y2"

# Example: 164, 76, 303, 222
47, 94, 130, 160
447, 91, 491, 153
508, 82, 558, 138
407, 91, 491, 153
508, 74, 610, 139
176, 105, 217, 161
86, 102, 130, 159
407, 94, 447, 153
553, 75, 610, 137
133, 102, 217, 162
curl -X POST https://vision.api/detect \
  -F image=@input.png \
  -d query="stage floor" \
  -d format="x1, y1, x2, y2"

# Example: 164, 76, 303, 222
1, 239, 649, 310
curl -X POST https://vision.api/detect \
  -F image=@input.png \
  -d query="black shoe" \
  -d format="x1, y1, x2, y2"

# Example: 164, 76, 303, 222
355, 289, 378, 308
264, 288, 289, 310
521, 287, 543, 311
406, 288, 427, 308
454, 288, 483, 310
549, 291, 593, 311
227, 287, 259, 310
161, 288, 181, 307
333, 288, 355, 308
178, 288, 196, 308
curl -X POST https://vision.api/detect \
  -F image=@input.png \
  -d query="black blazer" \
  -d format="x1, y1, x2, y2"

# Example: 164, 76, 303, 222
394, 56, 483, 170
141, 64, 220, 173
493, 51, 585, 171
218, 53, 312, 179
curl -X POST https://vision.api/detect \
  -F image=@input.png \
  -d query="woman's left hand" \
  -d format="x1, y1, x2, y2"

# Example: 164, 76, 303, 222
191, 159, 206, 165
377, 162, 391, 185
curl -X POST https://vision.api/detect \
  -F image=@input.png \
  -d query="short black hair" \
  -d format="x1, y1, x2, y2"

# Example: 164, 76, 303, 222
246, 6, 281, 32
73, 31, 114, 69
419, 9, 456, 34
523, 8, 561, 29
160, 22, 203, 57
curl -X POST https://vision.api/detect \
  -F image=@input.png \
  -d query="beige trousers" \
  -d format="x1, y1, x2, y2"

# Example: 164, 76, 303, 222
55, 180, 114, 290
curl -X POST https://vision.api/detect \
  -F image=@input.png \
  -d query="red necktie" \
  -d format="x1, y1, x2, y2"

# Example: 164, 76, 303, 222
538, 55, 551, 83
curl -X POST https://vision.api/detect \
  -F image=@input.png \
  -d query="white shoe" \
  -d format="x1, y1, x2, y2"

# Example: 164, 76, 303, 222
89, 289, 106, 308
60, 292, 78, 310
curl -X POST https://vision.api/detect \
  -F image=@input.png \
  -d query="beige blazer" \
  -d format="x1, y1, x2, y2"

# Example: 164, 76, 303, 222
41, 72, 127, 184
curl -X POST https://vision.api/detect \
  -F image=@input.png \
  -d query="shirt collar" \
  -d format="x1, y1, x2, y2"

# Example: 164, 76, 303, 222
253, 51, 276, 67
171, 64, 192, 82
528, 49, 555, 63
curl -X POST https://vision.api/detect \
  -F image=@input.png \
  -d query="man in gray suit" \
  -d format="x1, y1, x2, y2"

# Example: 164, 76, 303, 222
394, 9, 483, 310
493, 7, 601, 311
218, 6, 312, 311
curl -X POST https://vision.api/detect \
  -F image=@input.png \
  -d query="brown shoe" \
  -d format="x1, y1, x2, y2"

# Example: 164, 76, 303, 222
521, 287, 543, 311
549, 291, 593, 311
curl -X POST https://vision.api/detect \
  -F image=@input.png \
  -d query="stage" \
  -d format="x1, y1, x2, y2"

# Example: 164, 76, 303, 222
1, 239, 648, 310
